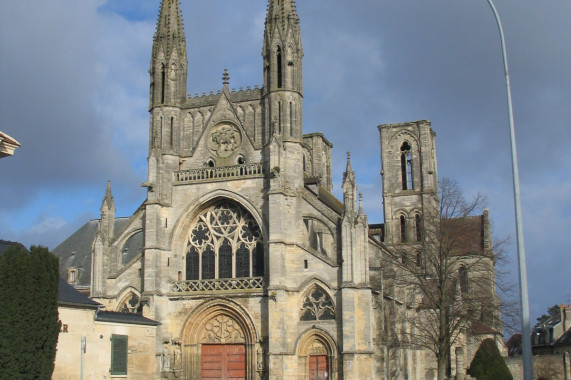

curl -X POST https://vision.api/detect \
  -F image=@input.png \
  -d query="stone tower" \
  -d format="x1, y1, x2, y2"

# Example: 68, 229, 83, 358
378, 120, 439, 245
262, 0, 303, 139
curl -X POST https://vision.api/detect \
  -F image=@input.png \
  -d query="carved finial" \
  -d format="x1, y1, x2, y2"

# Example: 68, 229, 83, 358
222, 69, 230, 86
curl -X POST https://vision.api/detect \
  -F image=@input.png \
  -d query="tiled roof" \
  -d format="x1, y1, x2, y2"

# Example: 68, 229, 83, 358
95, 311, 160, 326
442, 216, 487, 256
470, 319, 501, 335
58, 278, 101, 309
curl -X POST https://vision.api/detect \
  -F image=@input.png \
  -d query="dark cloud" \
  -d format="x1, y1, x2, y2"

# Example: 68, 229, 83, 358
0, 0, 568, 325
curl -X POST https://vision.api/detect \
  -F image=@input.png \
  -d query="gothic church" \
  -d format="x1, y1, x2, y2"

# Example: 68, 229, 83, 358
54, 1, 502, 379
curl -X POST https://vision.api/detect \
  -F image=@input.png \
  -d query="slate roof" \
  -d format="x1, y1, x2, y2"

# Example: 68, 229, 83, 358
58, 278, 101, 309
52, 218, 132, 286
95, 311, 160, 326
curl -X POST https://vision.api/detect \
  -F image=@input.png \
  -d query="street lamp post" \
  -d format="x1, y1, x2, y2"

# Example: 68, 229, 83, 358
484, 1, 533, 379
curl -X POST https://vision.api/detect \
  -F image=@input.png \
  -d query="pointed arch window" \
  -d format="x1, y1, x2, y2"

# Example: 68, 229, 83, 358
400, 142, 413, 190
118, 292, 142, 314
277, 46, 283, 88
415, 214, 422, 242
400, 215, 407, 243
300, 286, 335, 321
415, 251, 423, 268
459, 265, 468, 294
160, 63, 166, 104
185, 202, 263, 281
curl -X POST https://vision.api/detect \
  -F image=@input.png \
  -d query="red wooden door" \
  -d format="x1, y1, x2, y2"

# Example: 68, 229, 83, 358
201, 344, 246, 379
309, 355, 329, 380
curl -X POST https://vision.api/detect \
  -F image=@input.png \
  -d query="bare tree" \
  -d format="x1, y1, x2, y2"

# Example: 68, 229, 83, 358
384, 178, 504, 380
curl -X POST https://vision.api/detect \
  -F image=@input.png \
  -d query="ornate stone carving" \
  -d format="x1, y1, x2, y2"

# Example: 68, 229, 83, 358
300, 287, 335, 321
207, 123, 241, 158
201, 315, 245, 344
309, 340, 328, 356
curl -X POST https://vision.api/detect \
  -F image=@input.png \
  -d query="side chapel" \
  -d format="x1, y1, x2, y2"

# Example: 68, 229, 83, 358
54, 1, 502, 379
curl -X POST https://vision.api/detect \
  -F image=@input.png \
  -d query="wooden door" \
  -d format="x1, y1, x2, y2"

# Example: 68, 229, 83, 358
309, 355, 329, 380
201, 344, 246, 379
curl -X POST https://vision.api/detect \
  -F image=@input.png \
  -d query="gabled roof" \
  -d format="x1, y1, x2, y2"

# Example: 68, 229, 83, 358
58, 278, 101, 309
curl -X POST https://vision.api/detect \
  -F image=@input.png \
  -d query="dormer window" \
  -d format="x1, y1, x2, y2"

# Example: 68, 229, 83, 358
68, 268, 78, 284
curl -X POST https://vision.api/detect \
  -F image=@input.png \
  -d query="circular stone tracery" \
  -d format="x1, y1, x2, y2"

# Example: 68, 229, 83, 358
207, 123, 242, 158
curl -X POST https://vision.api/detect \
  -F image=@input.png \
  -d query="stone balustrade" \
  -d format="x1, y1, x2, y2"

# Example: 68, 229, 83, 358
174, 163, 265, 184
170, 276, 264, 293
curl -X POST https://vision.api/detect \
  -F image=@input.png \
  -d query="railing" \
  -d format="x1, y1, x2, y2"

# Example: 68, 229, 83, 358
170, 276, 264, 293
174, 163, 265, 184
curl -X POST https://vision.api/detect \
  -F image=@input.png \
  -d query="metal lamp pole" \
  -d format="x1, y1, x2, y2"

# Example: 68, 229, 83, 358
484, 1, 533, 379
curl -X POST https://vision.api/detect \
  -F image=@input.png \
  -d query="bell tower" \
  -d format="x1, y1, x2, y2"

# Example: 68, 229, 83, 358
262, 0, 303, 139
378, 120, 439, 245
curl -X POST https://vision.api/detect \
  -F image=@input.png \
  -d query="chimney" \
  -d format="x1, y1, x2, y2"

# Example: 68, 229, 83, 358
563, 304, 571, 332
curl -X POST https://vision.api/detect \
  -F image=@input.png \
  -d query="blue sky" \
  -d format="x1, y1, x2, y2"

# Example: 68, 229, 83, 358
1, 0, 569, 327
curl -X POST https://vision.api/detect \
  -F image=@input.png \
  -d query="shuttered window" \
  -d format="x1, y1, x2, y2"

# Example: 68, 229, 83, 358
111, 334, 128, 375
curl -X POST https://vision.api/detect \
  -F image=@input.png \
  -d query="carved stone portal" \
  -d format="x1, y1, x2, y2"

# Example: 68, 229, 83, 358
200, 315, 245, 344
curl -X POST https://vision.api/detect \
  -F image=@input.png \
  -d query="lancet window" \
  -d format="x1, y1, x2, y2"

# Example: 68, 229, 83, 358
459, 265, 468, 294
185, 202, 263, 281
400, 141, 413, 190
300, 286, 335, 321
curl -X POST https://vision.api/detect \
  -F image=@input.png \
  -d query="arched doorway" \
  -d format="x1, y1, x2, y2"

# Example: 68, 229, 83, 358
296, 328, 338, 380
181, 300, 260, 380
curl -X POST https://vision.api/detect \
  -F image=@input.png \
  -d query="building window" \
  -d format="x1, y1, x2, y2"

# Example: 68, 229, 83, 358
415, 214, 422, 242
119, 292, 142, 314
67, 268, 78, 284
110, 334, 128, 376
416, 251, 423, 268
300, 286, 335, 321
160, 63, 166, 104
277, 46, 283, 88
400, 215, 407, 242
459, 265, 468, 294
185, 202, 263, 280
400, 142, 413, 190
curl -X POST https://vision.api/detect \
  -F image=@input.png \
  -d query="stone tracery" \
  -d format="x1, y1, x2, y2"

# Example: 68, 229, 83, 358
186, 201, 263, 281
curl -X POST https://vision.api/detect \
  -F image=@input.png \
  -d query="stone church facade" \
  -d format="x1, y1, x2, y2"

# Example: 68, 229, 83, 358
55, 1, 502, 379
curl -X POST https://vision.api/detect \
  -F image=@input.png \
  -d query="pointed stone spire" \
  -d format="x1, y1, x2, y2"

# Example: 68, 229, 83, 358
150, 0, 187, 106
101, 180, 115, 213
264, 0, 301, 39
153, 0, 186, 59
342, 152, 357, 215
100, 180, 115, 243
263, 0, 303, 98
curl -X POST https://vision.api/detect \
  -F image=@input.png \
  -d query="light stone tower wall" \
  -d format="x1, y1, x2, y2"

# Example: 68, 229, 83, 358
378, 120, 439, 246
